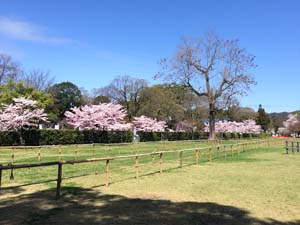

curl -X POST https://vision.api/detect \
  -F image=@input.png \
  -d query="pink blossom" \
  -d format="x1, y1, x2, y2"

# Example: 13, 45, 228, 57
64, 103, 132, 131
0, 97, 48, 131
204, 119, 261, 134
278, 114, 299, 134
133, 115, 167, 132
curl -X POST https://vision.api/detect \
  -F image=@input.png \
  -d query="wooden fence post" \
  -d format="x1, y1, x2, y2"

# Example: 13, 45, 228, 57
231, 145, 233, 157
195, 150, 199, 165
93, 143, 95, 155
10, 147, 15, 181
151, 153, 155, 163
9, 163, 14, 180
160, 153, 163, 174
238, 144, 240, 155
58, 145, 62, 160
259, 140, 263, 147
297, 142, 300, 152
105, 160, 110, 187
135, 155, 139, 179
74, 145, 78, 160
224, 145, 227, 159
217, 145, 220, 158
11, 147, 15, 164
56, 161, 63, 199
38, 146, 41, 161
0, 164, 2, 187
179, 151, 183, 168
292, 142, 295, 153
285, 140, 289, 154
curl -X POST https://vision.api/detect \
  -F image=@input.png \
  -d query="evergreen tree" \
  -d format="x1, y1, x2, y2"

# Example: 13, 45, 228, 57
256, 104, 271, 132
47, 82, 84, 123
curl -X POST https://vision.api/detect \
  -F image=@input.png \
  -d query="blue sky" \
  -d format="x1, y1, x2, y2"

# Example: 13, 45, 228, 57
0, 0, 299, 112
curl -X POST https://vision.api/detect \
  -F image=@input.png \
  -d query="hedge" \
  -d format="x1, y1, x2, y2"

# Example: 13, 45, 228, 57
0, 131, 20, 146
0, 129, 133, 146
0, 129, 271, 146
137, 131, 209, 142
218, 132, 271, 140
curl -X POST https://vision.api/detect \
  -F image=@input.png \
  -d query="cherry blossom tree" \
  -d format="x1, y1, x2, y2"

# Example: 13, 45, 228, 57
204, 119, 261, 134
242, 119, 262, 134
133, 115, 167, 132
0, 97, 47, 131
0, 97, 48, 144
278, 114, 299, 135
64, 103, 132, 131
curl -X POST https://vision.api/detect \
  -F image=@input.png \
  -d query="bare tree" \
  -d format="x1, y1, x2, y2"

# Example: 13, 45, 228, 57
94, 75, 148, 120
23, 69, 55, 92
156, 32, 256, 139
79, 87, 93, 105
0, 54, 20, 84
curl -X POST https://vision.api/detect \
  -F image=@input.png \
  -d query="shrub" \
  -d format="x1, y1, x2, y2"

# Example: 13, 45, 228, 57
0, 129, 270, 146
0, 129, 133, 146
137, 131, 205, 142
0, 131, 20, 146
224, 132, 231, 140
233, 133, 239, 139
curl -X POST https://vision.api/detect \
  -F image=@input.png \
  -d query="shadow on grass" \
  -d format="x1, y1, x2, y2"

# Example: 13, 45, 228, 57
0, 186, 26, 195
0, 187, 299, 225
212, 150, 275, 164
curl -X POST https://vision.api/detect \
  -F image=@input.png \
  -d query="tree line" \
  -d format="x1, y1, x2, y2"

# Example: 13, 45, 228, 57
1, 32, 284, 137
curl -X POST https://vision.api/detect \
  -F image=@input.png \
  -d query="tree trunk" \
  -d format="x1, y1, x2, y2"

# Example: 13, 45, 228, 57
209, 103, 216, 140
19, 130, 25, 146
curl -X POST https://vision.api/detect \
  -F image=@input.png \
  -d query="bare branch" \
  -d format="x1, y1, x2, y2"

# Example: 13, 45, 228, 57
22, 69, 55, 92
156, 31, 257, 139
0, 53, 21, 85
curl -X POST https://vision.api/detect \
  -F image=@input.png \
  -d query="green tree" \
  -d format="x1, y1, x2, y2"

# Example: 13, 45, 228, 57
92, 95, 111, 104
0, 79, 53, 109
47, 82, 83, 123
138, 83, 208, 131
256, 104, 271, 132
138, 84, 185, 129
226, 106, 257, 122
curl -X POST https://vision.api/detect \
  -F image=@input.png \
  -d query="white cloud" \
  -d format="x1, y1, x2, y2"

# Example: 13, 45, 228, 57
0, 17, 75, 45
95, 50, 155, 68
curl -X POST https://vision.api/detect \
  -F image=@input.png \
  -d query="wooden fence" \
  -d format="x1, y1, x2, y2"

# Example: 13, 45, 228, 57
0, 139, 239, 165
285, 140, 300, 154
0, 139, 282, 199
0, 138, 269, 164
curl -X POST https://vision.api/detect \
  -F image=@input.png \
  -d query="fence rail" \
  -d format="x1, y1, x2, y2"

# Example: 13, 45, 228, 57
0, 138, 264, 149
0, 139, 265, 164
285, 140, 300, 154
0, 139, 283, 199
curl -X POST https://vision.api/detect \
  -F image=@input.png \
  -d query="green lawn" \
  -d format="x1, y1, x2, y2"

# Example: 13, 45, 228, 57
0, 139, 250, 164
0, 139, 273, 186
1, 139, 299, 225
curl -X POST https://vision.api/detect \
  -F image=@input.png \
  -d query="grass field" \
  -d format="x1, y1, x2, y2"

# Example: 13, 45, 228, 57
0, 139, 271, 187
0, 139, 299, 225
0, 139, 254, 164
